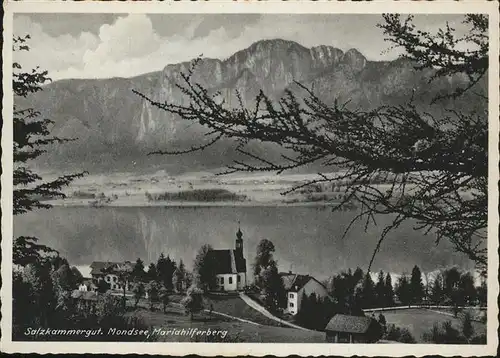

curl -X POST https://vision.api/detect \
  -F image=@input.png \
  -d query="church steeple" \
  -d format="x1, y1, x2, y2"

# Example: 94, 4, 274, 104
235, 221, 243, 255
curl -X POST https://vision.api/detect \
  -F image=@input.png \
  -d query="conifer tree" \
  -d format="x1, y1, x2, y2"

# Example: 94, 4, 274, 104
193, 244, 217, 292
409, 265, 425, 304
375, 270, 386, 307
131, 258, 145, 282
147, 263, 158, 281
156, 253, 167, 284
173, 259, 187, 292
396, 274, 411, 306
12, 35, 86, 266
384, 273, 395, 307
253, 239, 276, 286
430, 274, 444, 305
359, 273, 376, 308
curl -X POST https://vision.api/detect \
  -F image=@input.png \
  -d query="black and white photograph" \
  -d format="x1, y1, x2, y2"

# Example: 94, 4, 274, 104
1, 1, 498, 355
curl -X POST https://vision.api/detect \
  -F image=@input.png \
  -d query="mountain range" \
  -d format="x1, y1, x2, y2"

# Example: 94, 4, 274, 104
18, 38, 480, 174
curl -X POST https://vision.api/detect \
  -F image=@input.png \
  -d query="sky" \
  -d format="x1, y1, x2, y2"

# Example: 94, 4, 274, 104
13, 13, 469, 80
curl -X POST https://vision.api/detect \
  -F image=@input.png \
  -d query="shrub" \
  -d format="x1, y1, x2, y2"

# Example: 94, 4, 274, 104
146, 281, 160, 310
386, 324, 416, 343
422, 321, 463, 344
462, 311, 474, 342
470, 334, 486, 344
95, 294, 124, 324
159, 286, 170, 313
132, 282, 145, 308
181, 285, 204, 320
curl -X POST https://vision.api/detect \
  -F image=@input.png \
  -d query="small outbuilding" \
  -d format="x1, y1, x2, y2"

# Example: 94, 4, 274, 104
325, 314, 382, 343
70, 289, 99, 312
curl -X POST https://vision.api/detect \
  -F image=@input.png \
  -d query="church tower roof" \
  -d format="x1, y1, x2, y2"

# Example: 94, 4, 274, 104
236, 220, 243, 240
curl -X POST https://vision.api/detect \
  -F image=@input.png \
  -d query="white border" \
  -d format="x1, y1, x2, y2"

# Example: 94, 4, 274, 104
2, 0, 499, 356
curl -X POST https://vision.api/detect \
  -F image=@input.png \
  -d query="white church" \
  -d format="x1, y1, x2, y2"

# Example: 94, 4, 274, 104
210, 226, 247, 291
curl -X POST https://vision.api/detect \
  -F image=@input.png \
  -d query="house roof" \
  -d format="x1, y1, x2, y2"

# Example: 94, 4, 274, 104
71, 290, 98, 301
90, 261, 135, 275
325, 314, 373, 334
210, 249, 246, 274
90, 261, 120, 275
280, 273, 315, 292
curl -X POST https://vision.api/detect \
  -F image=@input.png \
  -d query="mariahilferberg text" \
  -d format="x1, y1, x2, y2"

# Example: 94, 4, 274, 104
24, 327, 229, 340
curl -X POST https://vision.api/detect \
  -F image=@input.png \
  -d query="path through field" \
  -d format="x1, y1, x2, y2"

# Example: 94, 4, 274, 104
239, 293, 315, 332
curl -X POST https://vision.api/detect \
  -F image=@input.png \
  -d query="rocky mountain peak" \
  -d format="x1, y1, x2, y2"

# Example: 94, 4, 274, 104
310, 45, 344, 67
247, 38, 308, 53
341, 48, 367, 72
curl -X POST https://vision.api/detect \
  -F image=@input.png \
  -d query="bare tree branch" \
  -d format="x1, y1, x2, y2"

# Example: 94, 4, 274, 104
134, 14, 488, 272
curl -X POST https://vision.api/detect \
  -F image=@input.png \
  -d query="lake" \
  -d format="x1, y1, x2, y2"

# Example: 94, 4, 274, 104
13, 205, 474, 280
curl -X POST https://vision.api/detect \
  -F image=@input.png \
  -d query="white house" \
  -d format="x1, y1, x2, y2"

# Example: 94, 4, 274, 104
89, 261, 135, 291
78, 279, 97, 292
280, 272, 329, 315
211, 227, 247, 291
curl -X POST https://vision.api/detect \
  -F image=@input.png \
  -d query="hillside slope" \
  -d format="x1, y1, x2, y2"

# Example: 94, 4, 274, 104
18, 38, 482, 174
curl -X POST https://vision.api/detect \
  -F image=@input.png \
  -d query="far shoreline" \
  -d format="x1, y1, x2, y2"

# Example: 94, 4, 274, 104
46, 200, 340, 208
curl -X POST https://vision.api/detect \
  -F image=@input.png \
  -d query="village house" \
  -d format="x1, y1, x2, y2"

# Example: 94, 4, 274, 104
325, 314, 382, 343
71, 290, 99, 312
78, 279, 97, 292
173, 267, 188, 293
280, 272, 329, 315
210, 227, 247, 291
89, 261, 135, 291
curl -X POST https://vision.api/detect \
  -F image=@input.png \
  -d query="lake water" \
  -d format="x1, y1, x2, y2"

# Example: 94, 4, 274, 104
13, 206, 474, 280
